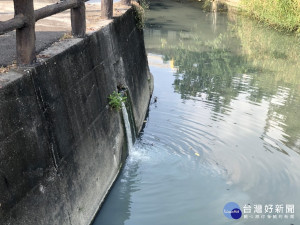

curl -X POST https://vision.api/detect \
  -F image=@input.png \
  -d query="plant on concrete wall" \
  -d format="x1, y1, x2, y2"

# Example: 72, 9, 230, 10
139, 0, 149, 10
60, 32, 73, 40
133, 0, 149, 30
108, 91, 127, 110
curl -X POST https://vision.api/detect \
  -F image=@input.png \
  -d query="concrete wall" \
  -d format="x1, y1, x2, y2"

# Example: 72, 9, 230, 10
0, 7, 152, 225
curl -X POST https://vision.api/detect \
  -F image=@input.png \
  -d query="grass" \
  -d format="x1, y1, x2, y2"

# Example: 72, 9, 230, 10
240, 0, 300, 33
60, 32, 73, 41
133, 0, 149, 30
108, 91, 127, 110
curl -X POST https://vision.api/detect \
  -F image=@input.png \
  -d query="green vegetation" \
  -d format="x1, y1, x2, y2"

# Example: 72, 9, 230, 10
60, 32, 73, 40
133, 0, 149, 30
108, 91, 127, 110
236, 16, 300, 90
240, 0, 300, 33
139, 0, 150, 10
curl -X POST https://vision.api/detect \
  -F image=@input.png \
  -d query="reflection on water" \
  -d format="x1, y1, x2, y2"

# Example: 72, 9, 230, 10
93, 0, 300, 224
145, 0, 300, 154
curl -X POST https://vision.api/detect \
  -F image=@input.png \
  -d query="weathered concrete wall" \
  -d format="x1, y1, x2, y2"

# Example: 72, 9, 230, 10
0, 7, 152, 225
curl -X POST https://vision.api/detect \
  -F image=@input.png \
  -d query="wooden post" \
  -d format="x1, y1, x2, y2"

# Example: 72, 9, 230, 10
71, 0, 86, 37
13, 0, 36, 65
101, 0, 113, 19
121, 0, 131, 5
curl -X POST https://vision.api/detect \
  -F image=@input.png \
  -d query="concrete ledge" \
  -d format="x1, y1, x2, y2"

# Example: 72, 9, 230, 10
0, 6, 152, 225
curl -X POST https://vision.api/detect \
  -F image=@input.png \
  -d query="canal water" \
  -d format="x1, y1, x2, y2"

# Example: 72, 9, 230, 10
93, 0, 300, 224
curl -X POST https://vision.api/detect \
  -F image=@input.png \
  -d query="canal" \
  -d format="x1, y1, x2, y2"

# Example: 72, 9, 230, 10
93, 0, 300, 224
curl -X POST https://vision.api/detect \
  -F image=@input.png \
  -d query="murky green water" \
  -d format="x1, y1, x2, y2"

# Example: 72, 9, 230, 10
93, 0, 300, 224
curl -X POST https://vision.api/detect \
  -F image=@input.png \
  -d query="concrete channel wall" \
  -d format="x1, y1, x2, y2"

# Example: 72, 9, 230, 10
0, 7, 153, 225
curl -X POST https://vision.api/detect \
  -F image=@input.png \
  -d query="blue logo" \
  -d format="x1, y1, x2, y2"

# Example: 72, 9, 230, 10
223, 202, 242, 219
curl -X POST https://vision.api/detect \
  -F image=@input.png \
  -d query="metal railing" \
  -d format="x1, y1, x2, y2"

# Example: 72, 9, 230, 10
0, 0, 131, 65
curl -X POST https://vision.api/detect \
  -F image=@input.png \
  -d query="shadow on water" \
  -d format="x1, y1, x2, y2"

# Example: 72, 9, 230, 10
92, 160, 140, 225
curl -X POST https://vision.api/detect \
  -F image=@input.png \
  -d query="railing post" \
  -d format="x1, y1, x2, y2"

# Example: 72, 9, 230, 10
71, 0, 86, 37
13, 0, 36, 65
101, 0, 113, 19
121, 0, 131, 5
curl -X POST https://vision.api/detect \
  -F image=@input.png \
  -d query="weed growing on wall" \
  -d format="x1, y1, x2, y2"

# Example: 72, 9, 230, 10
60, 32, 73, 40
108, 91, 127, 110
133, 0, 149, 30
